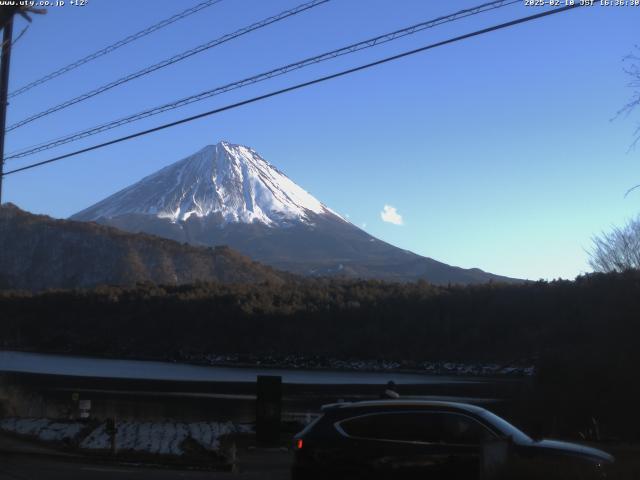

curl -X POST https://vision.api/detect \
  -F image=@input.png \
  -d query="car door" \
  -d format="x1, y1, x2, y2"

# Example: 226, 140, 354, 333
438, 411, 498, 479
336, 411, 455, 480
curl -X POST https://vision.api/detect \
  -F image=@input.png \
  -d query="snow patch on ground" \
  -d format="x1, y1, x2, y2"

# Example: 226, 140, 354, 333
80, 423, 109, 449
0, 418, 84, 442
1, 417, 252, 456
83, 420, 251, 455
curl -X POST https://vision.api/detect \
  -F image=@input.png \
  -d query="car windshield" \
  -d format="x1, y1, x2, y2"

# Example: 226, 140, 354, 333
478, 410, 533, 445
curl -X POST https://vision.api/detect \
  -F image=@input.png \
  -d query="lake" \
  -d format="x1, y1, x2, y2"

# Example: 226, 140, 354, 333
0, 350, 482, 385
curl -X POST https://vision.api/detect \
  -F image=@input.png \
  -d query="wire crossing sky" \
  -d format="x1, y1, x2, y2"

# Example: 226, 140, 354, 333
4, 0, 639, 281
6, 0, 330, 132
2, 3, 580, 177
5, 0, 518, 159
8, 0, 224, 98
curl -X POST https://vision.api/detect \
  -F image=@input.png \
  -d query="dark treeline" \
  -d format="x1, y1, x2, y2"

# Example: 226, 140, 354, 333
1, 271, 640, 439
1, 272, 638, 362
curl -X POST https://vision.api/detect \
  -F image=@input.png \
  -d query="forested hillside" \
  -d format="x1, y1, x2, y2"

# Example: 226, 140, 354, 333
2, 271, 639, 438
0, 204, 289, 290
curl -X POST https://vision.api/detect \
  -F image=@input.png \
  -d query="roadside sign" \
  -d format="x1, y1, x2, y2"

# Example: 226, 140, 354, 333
78, 399, 91, 419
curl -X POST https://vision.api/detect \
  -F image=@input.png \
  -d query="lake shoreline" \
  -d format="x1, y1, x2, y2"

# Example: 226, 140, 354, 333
0, 347, 534, 379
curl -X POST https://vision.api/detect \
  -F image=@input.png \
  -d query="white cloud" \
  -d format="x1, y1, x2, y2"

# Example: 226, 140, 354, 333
380, 205, 403, 226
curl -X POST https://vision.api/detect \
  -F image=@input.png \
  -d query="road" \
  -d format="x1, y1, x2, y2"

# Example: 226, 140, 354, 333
0, 450, 290, 480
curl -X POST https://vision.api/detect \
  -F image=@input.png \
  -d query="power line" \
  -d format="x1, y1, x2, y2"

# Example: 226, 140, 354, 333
6, 0, 330, 132
2, 4, 582, 178
5, 0, 517, 157
8, 0, 224, 99
6, 0, 519, 159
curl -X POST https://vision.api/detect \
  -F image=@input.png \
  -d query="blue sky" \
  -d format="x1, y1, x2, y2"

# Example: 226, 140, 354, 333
3, 0, 639, 280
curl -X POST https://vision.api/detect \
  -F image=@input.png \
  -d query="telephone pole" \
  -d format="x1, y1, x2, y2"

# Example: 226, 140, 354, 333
0, 13, 14, 204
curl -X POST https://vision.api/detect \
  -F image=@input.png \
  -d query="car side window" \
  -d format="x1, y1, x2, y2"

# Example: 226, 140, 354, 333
339, 412, 443, 443
440, 413, 495, 445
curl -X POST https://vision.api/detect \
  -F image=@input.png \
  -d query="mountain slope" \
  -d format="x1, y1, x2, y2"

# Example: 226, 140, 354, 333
72, 141, 519, 285
0, 204, 288, 291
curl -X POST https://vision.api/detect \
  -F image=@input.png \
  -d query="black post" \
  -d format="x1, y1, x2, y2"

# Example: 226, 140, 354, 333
0, 14, 14, 204
106, 417, 117, 455
256, 375, 282, 445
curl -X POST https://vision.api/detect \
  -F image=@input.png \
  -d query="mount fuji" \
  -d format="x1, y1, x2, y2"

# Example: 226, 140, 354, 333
71, 141, 516, 284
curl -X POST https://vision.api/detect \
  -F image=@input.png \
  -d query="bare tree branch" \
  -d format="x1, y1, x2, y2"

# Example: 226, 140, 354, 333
589, 216, 640, 272
614, 46, 640, 153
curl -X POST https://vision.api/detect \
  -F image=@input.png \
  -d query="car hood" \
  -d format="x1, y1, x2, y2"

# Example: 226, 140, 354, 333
529, 439, 614, 463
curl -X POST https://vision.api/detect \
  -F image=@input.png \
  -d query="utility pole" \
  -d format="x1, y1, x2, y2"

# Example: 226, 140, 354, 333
0, 13, 14, 204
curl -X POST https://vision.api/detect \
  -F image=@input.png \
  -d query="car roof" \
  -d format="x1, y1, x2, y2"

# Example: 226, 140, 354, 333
321, 399, 487, 415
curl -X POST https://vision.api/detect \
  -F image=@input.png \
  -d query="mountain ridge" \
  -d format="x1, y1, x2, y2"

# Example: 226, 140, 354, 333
71, 141, 520, 285
0, 203, 289, 291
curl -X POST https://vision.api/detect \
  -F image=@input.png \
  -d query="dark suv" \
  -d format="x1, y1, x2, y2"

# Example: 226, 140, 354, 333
292, 400, 613, 480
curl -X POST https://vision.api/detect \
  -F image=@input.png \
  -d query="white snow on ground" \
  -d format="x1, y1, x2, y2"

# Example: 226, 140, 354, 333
39, 422, 84, 442
80, 420, 250, 455
0, 418, 84, 442
80, 423, 109, 449
1, 417, 251, 456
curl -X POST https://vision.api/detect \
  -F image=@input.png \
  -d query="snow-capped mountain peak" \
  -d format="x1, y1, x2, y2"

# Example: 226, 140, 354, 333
72, 141, 342, 226
70, 141, 518, 285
